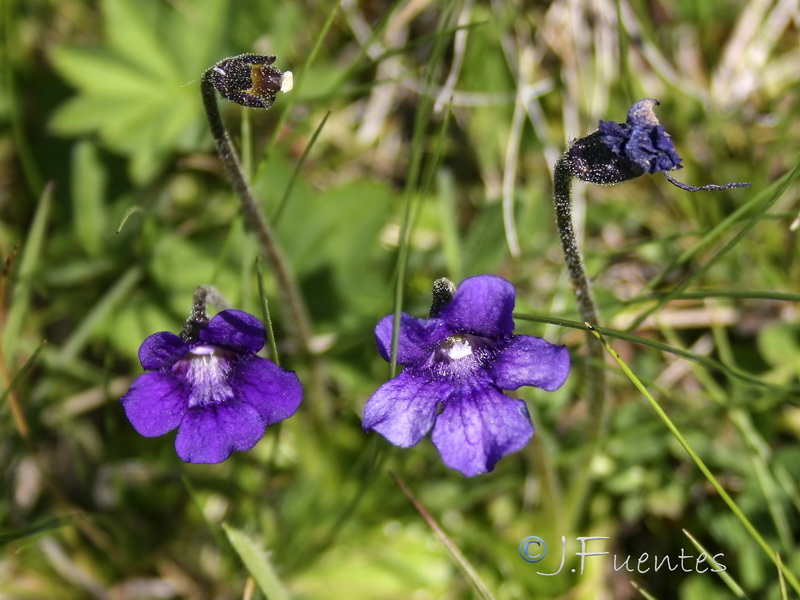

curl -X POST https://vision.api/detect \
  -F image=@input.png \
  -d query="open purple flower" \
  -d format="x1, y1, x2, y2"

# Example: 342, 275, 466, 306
120, 310, 302, 464
362, 275, 570, 476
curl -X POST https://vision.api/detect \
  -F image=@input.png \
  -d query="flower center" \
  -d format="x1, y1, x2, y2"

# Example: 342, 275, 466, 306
431, 334, 496, 378
174, 345, 236, 408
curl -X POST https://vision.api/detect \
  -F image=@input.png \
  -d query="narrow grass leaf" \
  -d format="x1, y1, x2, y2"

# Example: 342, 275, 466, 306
0, 514, 82, 546
222, 523, 292, 600
273, 110, 332, 226
587, 325, 800, 595
389, 0, 458, 376
1, 341, 45, 439
777, 552, 788, 600
516, 313, 798, 392
3, 183, 53, 362
59, 266, 143, 362
262, 0, 342, 161
115, 205, 142, 233
256, 257, 279, 365
682, 529, 749, 599
628, 159, 800, 330
391, 473, 496, 600
630, 580, 659, 600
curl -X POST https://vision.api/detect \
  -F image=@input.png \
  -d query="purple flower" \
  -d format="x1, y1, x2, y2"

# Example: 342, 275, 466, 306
120, 310, 302, 464
362, 275, 570, 476
598, 98, 682, 174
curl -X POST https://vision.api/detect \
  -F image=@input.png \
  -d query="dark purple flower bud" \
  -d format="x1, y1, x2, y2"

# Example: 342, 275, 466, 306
120, 309, 303, 463
208, 54, 293, 110
362, 275, 570, 477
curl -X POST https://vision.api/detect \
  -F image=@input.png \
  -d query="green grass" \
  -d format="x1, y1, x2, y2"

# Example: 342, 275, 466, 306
2, 0, 800, 598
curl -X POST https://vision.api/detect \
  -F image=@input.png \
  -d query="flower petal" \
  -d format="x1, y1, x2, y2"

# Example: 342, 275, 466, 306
120, 371, 188, 437
139, 332, 189, 370
491, 335, 570, 392
431, 385, 533, 476
626, 124, 681, 174
231, 356, 303, 425
375, 313, 448, 366
200, 310, 265, 354
436, 275, 515, 339
174, 401, 265, 464
362, 371, 442, 447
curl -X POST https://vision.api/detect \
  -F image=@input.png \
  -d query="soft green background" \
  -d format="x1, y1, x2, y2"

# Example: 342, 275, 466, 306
2, 0, 799, 598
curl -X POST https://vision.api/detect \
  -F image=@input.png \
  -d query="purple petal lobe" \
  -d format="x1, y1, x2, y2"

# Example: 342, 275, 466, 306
232, 356, 303, 425
362, 371, 442, 447
121, 371, 187, 437
437, 275, 515, 339
431, 384, 533, 476
375, 313, 448, 366
139, 332, 189, 370
200, 310, 265, 354
491, 335, 571, 391
175, 401, 265, 464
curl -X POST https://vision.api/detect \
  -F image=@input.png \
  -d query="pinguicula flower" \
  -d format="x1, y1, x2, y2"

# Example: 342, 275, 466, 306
566, 98, 750, 191
120, 309, 302, 464
362, 275, 570, 477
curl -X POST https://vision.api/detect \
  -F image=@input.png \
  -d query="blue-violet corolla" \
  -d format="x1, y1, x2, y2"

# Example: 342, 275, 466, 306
363, 275, 570, 476
121, 310, 302, 463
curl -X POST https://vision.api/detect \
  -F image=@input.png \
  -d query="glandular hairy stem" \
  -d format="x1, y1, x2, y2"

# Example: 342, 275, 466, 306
553, 154, 608, 526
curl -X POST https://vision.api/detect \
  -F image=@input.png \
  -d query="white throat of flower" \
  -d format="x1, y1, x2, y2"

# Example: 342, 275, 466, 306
182, 345, 234, 407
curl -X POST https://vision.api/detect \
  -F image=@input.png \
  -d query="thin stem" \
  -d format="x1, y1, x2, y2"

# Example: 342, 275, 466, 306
553, 154, 608, 526
200, 70, 313, 357
553, 157, 599, 325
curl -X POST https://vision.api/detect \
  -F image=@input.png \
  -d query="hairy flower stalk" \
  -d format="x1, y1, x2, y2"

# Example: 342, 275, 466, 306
553, 155, 609, 524
556, 98, 751, 521
200, 55, 312, 357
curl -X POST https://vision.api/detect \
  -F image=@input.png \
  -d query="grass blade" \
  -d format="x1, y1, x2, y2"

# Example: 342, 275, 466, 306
391, 472, 496, 600
587, 324, 800, 596
222, 523, 292, 600
516, 313, 798, 392
683, 529, 749, 599
626, 159, 800, 330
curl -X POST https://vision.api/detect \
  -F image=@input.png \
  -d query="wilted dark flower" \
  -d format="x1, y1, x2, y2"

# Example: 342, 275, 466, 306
121, 310, 302, 464
207, 54, 293, 109
599, 98, 682, 174
566, 98, 750, 191
362, 275, 570, 477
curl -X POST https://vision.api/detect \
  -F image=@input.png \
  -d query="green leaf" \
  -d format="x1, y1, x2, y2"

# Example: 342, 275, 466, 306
49, 0, 229, 182
222, 523, 292, 600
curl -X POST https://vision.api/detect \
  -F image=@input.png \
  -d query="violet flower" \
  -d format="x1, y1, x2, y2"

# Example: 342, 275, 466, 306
121, 310, 302, 464
362, 275, 570, 476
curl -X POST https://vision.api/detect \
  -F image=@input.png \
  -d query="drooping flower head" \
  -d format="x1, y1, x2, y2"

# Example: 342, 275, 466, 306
121, 309, 302, 463
207, 54, 294, 110
566, 98, 750, 191
362, 275, 570, 477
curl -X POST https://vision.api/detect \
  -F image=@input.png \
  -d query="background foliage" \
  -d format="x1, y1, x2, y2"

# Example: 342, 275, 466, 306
2, 0, 800, 598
